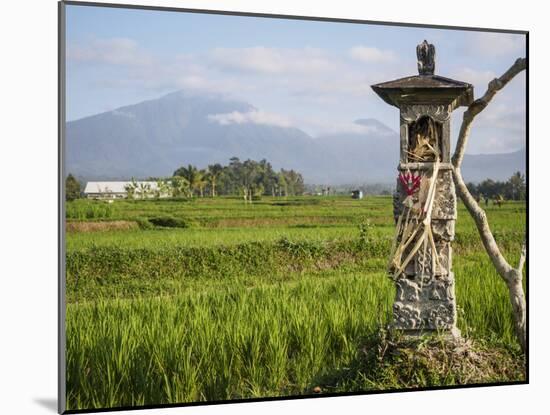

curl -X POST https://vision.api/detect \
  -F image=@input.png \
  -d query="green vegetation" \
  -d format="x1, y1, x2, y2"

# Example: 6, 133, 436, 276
65, 196, 526, 410
467, 171, 527, 201
65, 173, 82, 201
66, 199, 116, 220
171, 158, 305, 198
147, 216, 196, 229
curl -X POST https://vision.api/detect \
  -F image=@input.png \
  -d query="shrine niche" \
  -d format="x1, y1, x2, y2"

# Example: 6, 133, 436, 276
407, 116, 442, 163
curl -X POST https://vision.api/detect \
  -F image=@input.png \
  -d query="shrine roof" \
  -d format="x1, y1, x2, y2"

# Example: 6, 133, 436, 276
371, 74, 474, 109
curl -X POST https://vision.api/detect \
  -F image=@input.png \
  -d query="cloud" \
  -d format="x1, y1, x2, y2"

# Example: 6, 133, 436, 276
68, 39, 395, 108
68, 37, 152, 66
478, 104, 526, 133
452, 67, 496, 88
208, 110, 392, 137
467, 33, 525, 58
284, 115, 392, 137
451, 101, 526, 154
349, 46, 398, 63
473, 129, 525, 154
319, 122, 383, 135
208, 110, 293, 128
209, 47, 335, 74
67, 36, 525, 155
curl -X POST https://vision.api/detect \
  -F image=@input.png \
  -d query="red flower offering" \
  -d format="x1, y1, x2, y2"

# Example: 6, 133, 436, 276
399, 172, 421, 196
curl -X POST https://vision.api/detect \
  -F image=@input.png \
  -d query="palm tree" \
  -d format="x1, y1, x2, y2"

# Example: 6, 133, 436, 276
240, 185, 249, 204
171, 176, 191, 198
174, 165, 205, 197
252, 183, 264, 200
124, 178, 138, 199
207, 163, 224, 197
155, 179, 171, 199
277, 172, 288, 197
137, 182, 151, 199
197, 169, 208, 197
508, 171, 526, 200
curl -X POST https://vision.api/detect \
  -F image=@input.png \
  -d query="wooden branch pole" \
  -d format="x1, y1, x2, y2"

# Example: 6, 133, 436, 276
451, 57, 527, 352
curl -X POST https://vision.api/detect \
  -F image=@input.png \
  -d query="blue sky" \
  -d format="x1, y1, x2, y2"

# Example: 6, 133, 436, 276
66, 4, 527, 154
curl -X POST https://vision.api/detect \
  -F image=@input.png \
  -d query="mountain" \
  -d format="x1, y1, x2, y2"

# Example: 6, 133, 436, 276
313, 119, 397, 184
66, 91, 526, 185
354, 118, 396, 135
67, 91, 322, 180
67, 91, 310, 178
462, 148, 526, 183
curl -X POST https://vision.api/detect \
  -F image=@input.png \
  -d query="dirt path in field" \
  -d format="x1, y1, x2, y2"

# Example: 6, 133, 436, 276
66, 220, 138, 233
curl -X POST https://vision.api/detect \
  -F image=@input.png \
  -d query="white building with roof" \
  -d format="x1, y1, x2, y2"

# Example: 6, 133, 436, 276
83, 181, 168, 199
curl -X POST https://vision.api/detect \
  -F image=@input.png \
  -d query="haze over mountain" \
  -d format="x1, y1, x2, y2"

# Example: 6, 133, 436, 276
66, 91, 526, 185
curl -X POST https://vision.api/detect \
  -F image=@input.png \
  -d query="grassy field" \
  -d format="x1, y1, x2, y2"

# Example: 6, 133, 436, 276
65, 196, 526, 410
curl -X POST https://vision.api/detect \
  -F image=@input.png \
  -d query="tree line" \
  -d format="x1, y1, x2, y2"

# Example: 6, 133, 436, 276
65, 158, 305, 201
66, 168, 525, 202
172, 158, 305, 201
466, 171, 526, 202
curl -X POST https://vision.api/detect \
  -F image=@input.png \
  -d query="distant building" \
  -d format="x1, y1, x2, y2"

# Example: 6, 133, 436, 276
83, 181, 167, 199
351, 190, 364, 200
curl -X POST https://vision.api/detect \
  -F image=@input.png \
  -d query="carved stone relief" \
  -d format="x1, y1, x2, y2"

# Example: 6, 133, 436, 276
431, 220, 455, 242
431, 171, 457, 220
396, 277, 421, 302
400, 104, 450, 124
428, 276, 454, 301
427, 303, 455, 330
393, 302, 422, 330
393, 271, 457, 331
414, 243, 435, 276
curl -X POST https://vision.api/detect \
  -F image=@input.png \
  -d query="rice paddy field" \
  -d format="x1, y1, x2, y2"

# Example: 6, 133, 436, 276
64, 196, 527, 411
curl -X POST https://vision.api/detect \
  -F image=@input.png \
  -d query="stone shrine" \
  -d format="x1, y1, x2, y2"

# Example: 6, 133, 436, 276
371, 40, 474, 337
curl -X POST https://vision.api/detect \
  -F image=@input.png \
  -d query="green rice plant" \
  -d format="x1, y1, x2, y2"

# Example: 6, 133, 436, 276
67, 199, 116, 220
135, 217, 154, 230
65, 263, 524, 410
64, 196, 526, 410
148, 216, 196, 228
66, 274, 393, 409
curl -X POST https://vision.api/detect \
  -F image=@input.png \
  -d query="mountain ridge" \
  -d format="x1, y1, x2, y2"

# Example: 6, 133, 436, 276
66, 90, 526, 184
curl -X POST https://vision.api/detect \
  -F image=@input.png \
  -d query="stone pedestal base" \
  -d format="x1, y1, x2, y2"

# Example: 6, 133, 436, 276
392, 272, 459, 334
390, 326, 462, 341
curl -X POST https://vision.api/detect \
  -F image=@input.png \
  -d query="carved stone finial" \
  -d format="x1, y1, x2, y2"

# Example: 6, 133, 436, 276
417, 40, 435, 75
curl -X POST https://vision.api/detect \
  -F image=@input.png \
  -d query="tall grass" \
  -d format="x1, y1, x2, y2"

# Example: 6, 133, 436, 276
66, 264, 520, 410
65, 196, 526, 410
66, 199, 116, 220
66, 274, 392, 409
